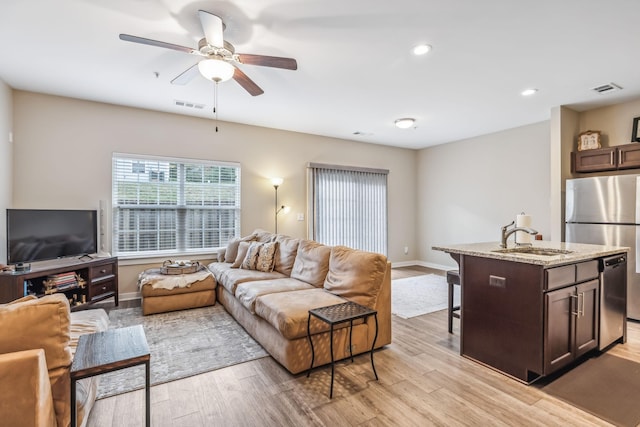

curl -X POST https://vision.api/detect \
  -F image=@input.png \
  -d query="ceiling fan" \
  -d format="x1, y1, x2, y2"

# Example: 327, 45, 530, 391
119, 10, 297, 96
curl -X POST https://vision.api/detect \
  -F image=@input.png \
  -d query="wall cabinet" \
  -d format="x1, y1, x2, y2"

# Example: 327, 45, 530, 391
0, 257, 118, 310
573, 144, 640, 173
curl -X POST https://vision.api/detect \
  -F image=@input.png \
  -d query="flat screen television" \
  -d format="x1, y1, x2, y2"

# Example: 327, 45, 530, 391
6, 209, 98, 265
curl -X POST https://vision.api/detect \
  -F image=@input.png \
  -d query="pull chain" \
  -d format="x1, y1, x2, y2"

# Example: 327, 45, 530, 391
213, 82, 219, 132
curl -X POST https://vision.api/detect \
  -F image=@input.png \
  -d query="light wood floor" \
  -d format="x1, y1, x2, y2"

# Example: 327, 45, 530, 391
88, 267, 639, 427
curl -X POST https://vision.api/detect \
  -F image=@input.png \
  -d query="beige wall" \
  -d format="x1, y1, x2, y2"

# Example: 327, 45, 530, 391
417, 121, 551, 270
12, 91, 417, 297
0, 80, 11, 264
0, 80, 13, 263
577, 99, 640, 148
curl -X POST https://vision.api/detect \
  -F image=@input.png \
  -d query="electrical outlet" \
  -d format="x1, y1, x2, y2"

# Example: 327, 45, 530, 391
296, 213, 304, 221
345, 344, 356, 353
404, 246, 409, 254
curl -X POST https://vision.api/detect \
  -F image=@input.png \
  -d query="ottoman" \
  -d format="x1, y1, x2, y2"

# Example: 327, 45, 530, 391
138, 268, 217, 315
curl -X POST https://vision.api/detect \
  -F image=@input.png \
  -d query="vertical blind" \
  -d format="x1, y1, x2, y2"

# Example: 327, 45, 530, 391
309, 163, 388, 255
112, 153, 241, 257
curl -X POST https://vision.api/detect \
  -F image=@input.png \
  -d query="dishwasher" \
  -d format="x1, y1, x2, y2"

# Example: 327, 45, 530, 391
599, 254, 627, 350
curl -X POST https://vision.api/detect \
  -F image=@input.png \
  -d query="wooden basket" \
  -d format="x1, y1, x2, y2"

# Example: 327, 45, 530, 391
160, 260, 200, 275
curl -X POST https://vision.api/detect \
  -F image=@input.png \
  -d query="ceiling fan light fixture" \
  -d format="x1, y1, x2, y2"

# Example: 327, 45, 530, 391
395, 118, 416, 129
198, 58, 235, 82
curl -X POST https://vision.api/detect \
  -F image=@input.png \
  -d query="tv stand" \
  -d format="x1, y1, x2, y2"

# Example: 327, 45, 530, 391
0, 257, 118, 310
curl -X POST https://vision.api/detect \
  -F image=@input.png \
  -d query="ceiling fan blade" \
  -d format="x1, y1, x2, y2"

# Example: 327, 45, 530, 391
171, 63, 200, 85
232, 67, 264, 96
237, 54, 297, 70
119, 34, 197, 54
198, 10, 224, 48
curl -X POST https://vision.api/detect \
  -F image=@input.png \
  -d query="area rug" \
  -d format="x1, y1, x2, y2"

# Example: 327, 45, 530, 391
543, 354, 640, 427
391, 274, 459, 319
96, 304, 269, 399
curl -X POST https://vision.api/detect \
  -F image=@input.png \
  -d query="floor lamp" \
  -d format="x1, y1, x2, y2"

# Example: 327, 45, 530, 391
272, 177, 284, 233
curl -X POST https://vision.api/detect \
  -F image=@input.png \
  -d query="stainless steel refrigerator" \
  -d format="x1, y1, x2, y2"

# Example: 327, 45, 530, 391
565, 174, 639, 320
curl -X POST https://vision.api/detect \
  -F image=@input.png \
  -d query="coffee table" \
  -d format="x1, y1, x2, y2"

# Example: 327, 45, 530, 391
306, 301, 379, 398
70, 325, 151, 426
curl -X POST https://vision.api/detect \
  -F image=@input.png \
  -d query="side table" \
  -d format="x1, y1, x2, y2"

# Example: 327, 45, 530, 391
306, 301, 379, 398
70, 325, 151, 427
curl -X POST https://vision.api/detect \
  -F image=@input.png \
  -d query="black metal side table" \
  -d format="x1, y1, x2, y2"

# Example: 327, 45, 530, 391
306, 301, 379, 398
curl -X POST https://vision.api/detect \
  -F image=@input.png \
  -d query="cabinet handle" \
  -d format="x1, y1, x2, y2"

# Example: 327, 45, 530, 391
611, 151, 615, 165
102, 286, 107, 291
571, 294, 579, 316
100, 269, 107, 274
579, 292, 585, 317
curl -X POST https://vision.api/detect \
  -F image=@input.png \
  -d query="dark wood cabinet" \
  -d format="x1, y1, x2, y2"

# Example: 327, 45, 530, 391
573, 144, 640, 172
544, 279, 599, 374
0, 257, 118, 310
618, 144, 640, 169
573, 147, 616, 172
461, 256, 603, 382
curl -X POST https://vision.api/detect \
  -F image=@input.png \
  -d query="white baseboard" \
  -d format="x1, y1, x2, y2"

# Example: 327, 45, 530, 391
391, 260, 456, 273
119, 291, 141, 302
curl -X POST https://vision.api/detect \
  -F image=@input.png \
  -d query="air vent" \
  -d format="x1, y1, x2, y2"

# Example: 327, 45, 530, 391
591, 83, 622, 94
174, 100, 205, 109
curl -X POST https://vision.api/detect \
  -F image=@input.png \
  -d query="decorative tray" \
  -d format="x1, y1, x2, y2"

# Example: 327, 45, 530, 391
160, 260, 200, 275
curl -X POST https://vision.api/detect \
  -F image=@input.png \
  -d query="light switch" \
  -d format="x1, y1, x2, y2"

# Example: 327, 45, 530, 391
296, 213, 304, 221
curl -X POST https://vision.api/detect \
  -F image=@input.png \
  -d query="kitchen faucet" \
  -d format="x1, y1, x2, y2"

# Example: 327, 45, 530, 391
500, 221, 538, 248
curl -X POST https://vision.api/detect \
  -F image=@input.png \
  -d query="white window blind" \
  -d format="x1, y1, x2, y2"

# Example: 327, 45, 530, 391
308, 163, 388, 255
112, 153, 241, 257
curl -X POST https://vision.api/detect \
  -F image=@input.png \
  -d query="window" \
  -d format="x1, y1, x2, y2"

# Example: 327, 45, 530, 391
308, 163, 388, 255
112, 153, 241, 257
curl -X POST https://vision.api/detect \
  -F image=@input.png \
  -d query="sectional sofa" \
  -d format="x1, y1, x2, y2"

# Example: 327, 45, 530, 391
208, 230, 391, 374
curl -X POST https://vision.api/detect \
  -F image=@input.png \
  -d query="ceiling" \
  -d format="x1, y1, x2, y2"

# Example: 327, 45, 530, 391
2, 0, 640, 149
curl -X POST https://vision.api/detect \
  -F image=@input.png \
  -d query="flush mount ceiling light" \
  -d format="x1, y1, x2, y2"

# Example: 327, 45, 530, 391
521, 88, 538, 96
198, 58, 235, 82
412, 44, 432, 55
395, 118, 416, 129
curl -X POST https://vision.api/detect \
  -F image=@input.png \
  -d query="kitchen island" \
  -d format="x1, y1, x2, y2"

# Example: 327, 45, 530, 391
433, 241, 628, 383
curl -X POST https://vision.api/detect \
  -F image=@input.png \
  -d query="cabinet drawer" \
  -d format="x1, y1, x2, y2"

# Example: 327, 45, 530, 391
90, 263, 115, 280
576, 260, 599, 282
90, 280, 116, 300
546, 265, 575, 290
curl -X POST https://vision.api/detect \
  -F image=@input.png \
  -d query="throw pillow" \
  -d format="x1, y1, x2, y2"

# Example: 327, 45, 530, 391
226, 234, 257, 263
225, 237, 242, 263
231, 241, 252, 268
255, 241, 278, 272
241, 242, 263, 270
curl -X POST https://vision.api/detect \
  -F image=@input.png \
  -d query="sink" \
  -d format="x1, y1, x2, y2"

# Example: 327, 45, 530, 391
492, 247, 574, 256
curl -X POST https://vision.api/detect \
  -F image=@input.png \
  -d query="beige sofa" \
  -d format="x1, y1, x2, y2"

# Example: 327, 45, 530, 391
208, 230, 391, 375
0, 294, 109, 427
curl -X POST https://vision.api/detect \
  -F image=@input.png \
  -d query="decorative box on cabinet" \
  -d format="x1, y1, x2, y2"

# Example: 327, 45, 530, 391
0, 257, 118, 309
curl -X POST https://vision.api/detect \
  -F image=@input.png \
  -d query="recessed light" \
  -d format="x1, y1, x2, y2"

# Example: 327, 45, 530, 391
412, 44, 432, 55
395, 118, 416, 129
521, 88, 538, 96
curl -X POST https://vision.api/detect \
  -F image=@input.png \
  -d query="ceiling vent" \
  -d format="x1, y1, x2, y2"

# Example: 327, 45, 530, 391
591, 83, 622, 94
174, 100, 205, 109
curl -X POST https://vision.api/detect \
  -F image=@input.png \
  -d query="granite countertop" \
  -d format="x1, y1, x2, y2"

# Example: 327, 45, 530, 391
432, 241, 629, 266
